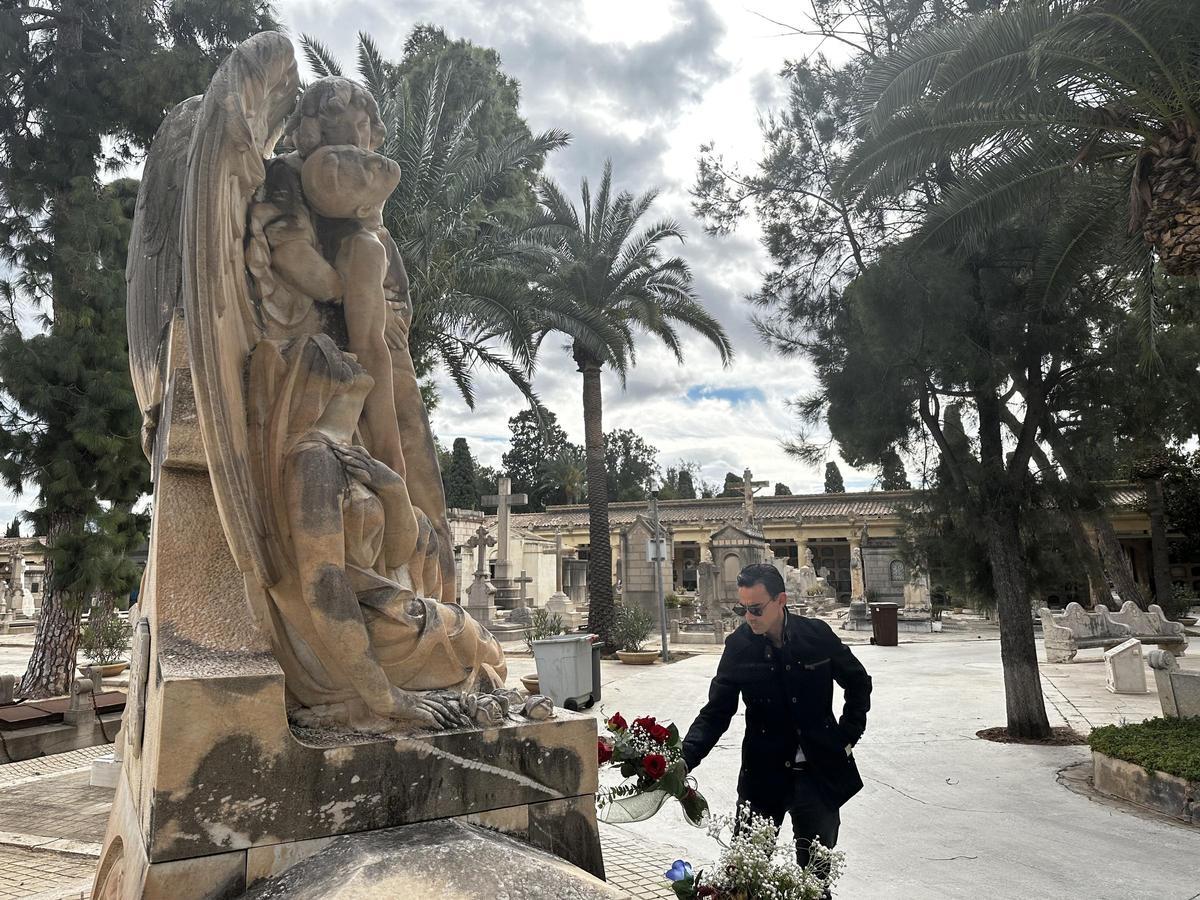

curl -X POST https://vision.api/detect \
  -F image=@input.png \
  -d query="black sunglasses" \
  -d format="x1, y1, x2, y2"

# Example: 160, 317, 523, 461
733, 602, 771, 617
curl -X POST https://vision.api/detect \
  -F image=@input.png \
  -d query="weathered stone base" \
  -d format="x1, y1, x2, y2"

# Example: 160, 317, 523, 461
96, 766, 606, 898
1092, 751, 1200, 825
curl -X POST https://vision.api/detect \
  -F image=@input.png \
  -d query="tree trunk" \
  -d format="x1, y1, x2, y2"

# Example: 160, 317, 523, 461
1143, 477, 1173, 607
1091, 514, 1148, 611
576, 346, 615, 648
976, 386, 1051, 739
1035, 419, 1149, 610
18, 517, 82, 699
983, 504, 1052, 739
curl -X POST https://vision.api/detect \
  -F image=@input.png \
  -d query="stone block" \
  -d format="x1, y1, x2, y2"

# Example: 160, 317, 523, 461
1104, 638, 1147, 694
1148, 649, 1200, 717
240, 819, 622, 899
91, 752, 122, 789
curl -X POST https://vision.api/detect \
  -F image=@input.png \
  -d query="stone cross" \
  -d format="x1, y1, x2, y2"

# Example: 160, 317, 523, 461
465, 524, 496, 580
742, 467, 769, 523
553, 528, 564, 593
481, 477, 527, 582
514, 570, 533, 605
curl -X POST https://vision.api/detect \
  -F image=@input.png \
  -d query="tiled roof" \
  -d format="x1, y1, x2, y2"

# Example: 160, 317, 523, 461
508, 484, 1147, 531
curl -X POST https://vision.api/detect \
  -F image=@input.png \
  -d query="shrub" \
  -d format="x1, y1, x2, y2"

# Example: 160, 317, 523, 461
1088, 717, 1200, 782
664, 592, 681, 608
523, 608, 564, 654
80, 611, 132, 665
613, 603, 655, 652
1161, 585, 1197, 622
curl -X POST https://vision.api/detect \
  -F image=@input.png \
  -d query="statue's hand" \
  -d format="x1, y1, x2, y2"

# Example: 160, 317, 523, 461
379, 687, 467, 730
333, 444, 402, 492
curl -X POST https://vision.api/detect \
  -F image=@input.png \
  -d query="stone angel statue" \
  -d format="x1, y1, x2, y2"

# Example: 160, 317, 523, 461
126, 32, 503, 731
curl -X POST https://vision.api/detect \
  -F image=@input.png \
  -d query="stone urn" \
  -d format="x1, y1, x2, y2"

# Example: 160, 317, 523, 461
520, 673, 540, 693
616, 650, 659, 666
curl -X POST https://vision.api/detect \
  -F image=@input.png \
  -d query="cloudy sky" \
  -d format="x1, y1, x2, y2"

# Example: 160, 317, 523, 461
0, 1, 878, 530
278, 0, 877, 497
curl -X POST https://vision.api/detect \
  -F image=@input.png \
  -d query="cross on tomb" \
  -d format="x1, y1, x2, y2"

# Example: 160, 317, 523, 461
465, 524, 496, 580
514, 569, 534, 605
481, 477, 528, 574
742, 467, 770, 523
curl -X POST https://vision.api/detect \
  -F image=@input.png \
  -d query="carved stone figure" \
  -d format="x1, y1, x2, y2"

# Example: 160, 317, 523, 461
126, 34, 500, 732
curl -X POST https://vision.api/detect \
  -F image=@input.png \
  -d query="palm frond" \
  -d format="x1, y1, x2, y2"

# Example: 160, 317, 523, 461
299, 35, 343, 78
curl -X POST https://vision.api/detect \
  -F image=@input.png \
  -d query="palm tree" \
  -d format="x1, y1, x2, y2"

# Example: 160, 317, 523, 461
535, 162, 734, 647
839, 0, 1200, 317
540, 445, 587, 505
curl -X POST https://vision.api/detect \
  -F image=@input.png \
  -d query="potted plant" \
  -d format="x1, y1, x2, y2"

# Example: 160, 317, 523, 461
522, 608, 564, 693
613, 603, 658, 664
79, 609, 132, 676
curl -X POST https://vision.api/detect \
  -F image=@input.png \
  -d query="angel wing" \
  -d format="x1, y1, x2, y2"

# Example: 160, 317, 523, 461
126, 95, 201, 462
182, 32, 299, 588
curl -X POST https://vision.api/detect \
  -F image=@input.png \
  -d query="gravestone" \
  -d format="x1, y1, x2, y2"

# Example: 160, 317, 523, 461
544, 530, 582, 629
463, 524, 498, 626
618, 514, 671, 623
1105, 639, 1147, 694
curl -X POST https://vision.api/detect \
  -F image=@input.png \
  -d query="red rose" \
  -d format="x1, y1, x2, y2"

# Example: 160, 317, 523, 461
648, 723, 671, 744
633, 715, 657, 731
607, 712, 627, 731
642, 753, 668, 780
597, 738, 613, 765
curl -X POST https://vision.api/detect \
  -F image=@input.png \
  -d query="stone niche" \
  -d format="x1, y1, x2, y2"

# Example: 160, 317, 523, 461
92, 362, 603, 899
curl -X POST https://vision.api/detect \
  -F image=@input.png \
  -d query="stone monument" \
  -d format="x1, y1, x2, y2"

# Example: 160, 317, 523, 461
463, 523, 498, 626
1104, 639, 1147, 694
618, 514, 672, 623
7, 544, 34, 616
96, 34, 603, 898
481, 477, 527, 609
545, 529, 582, 629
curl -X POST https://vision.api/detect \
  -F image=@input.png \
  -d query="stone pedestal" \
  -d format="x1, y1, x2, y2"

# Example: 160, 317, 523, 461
464, 576, 498, 626
94, 362, 603, 899
545, 591, 582, 630
1104, 638, 1147, 694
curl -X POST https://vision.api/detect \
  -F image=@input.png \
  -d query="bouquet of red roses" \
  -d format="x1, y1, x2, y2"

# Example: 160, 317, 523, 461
596, 712, 709, 826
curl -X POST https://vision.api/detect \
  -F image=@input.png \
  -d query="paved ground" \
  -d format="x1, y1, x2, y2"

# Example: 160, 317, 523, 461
2, 632, 1199, 899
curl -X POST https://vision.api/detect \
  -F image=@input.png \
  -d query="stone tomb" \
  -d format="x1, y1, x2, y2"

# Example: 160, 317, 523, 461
94, 355, 603, 897
1104, 638, 1148, 694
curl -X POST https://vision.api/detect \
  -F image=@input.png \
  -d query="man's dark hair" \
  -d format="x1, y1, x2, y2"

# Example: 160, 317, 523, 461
736, 562, 785, 598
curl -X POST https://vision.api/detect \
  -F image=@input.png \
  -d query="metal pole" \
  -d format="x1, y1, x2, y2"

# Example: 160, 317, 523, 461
650, 492, 668, 663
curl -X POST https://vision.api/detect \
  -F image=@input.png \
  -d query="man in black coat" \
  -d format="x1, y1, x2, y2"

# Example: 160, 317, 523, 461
682, 562, 872, 869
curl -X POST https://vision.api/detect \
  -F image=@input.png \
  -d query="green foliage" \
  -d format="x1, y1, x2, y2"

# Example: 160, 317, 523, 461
605, 429, 659, 502
79, 610, 132, 666
878, 449, 911, 491
774, 482, 792, 496
613, 603, 655, 652
823, 463, 845, 494
501, 409, 584, 511
720, 472, 742, 498
4, 518, 18, 538
523, 607, 565, 654
1162, 585, 1197, 622
1088, 717, 1200, 783
443, 438, 481, 510
658, 462, 699, 501
664, 592, 681, 609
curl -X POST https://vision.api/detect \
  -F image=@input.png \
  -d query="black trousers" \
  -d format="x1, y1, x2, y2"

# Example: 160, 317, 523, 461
739, 767, 841, 869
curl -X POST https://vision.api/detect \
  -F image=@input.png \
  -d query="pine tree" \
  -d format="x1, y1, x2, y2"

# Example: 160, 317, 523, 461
0, 1, 276, 698
4, 518, 19, 538
824, 463, 845, 493
444, 438, 480, 510
774, 482, 793, 496
878, 450, 912, 491
676, 469, 697, 500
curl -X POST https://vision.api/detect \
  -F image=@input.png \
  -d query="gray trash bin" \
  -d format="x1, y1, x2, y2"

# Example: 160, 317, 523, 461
532, 634, 594, 709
